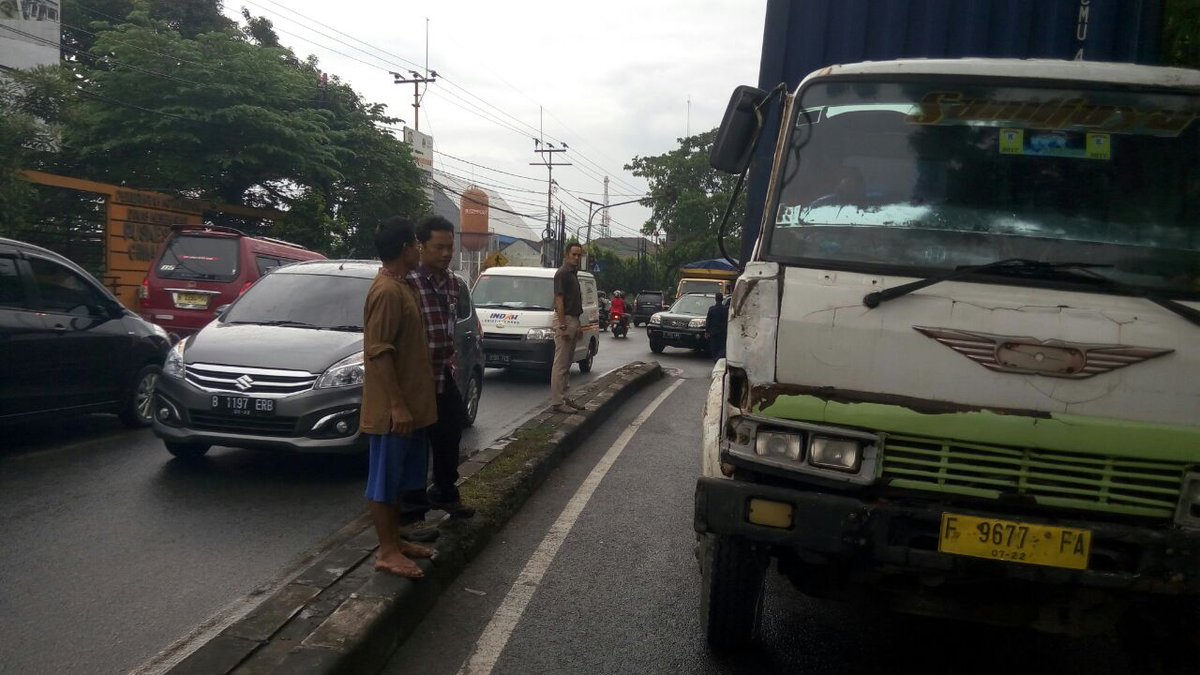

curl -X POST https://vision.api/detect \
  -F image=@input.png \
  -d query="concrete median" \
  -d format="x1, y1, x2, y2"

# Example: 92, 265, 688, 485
165, 360, 664, 675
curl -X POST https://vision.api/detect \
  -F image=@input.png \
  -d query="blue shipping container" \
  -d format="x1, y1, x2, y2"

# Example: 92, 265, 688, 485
740, 0, 1166, 262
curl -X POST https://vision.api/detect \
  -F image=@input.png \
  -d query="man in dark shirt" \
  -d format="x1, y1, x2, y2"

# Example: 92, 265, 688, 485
706, 292, 729, 360
551, 243, 584, 414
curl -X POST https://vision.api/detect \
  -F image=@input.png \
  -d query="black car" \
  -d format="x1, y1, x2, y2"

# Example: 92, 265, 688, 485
152, 261, 484, 460
632, 290, 667, 326
646, 293, 718, 353
0, 237, 170, 427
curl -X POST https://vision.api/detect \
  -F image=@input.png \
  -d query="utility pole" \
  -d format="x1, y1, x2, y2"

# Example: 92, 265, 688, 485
601, 176, 611, 239
392, 69, 437, 131
531, 131, 570, 267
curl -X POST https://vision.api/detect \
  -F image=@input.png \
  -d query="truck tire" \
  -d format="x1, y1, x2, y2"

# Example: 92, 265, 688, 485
649, 338, 665, 354
700, 534, 767, 652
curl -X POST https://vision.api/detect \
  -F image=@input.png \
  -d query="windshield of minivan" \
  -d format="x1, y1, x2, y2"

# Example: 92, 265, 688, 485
157, 235, 240, 282
224, 272, 373, 330
473, 275, 554, 310
769, 81, 1200, 296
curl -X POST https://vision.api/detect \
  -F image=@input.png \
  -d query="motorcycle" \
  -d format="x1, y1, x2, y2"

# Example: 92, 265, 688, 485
610, 310, 630, 338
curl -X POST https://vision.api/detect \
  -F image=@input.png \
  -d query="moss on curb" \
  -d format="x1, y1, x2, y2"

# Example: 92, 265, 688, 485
457, 424, 555, 514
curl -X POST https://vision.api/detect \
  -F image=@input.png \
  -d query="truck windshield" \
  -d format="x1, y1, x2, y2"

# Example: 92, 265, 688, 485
767, 80, 1200, 297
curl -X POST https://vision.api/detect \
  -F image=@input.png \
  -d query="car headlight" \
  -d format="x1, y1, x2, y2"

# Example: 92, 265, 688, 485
649, 314, 662, 325
809, 436, 863, 472
163, 340, 186, 379
755, 430, 803, 462
526, 328, 556, 340
689, 318, 706, 329
316, 351, 364, 389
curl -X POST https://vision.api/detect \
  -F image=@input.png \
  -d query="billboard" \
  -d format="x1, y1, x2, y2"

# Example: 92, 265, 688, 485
404, 126, 434, 170
0, 0, 60, 70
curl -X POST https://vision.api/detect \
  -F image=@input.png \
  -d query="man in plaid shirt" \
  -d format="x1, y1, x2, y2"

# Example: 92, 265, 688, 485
405, 215, 475, 519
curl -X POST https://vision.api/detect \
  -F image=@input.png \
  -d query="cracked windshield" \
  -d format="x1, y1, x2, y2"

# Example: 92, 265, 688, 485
770, 82, 1200, 295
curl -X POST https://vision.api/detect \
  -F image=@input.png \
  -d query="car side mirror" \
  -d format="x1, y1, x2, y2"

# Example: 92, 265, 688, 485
215, 304, 231, 319
710, 85, 769, 174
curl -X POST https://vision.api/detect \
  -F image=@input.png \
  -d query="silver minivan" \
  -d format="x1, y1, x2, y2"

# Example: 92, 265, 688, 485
152, 260, 483, 460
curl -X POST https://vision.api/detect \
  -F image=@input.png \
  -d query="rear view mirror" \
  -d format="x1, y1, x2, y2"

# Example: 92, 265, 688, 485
709, 85, 769, 174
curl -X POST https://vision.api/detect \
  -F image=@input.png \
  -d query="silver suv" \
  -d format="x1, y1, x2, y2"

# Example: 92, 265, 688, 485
151, 260, 483, 460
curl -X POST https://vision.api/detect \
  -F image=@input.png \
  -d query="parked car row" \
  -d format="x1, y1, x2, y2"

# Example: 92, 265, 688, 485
1, 234, 487, 463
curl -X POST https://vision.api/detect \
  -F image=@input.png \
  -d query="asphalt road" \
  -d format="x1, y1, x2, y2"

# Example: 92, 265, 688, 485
385, 346, 1139, 675
0, 327, 655, 675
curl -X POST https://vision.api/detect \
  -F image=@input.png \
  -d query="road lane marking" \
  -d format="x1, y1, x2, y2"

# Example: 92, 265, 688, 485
457, 379, 684, 675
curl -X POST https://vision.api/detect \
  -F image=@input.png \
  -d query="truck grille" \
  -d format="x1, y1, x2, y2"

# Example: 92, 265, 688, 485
185, 363, 318, 396
662, 318, 690, 329
483, 332, 523, 341
880, 435, 1186, 519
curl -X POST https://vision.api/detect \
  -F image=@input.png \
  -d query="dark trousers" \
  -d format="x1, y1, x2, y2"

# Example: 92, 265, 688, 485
401, 368, 464, 518
427, 369, 465, 501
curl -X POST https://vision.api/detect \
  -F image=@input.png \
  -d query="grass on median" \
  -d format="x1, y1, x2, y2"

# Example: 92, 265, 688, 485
457, 424, 555, 516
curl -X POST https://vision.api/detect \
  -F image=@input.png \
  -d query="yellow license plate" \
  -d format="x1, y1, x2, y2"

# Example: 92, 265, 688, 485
174, 292, 210, 309
938, 513, 1090, 570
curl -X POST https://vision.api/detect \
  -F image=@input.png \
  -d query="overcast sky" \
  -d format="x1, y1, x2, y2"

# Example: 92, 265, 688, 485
221, 0, 766, 241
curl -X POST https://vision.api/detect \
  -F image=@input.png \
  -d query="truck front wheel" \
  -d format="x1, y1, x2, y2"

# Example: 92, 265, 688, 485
700, 533, 767, 652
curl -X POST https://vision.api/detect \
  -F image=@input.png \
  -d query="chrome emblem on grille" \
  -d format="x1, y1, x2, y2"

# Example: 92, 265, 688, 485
235, 374, 255, 390
913, 326, 1173, 379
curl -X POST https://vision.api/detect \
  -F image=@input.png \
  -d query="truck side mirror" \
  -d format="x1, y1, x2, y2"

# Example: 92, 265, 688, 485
709, 85, 769, 174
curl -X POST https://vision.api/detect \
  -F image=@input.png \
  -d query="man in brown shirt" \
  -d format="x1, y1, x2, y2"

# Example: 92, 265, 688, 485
361, 217, 438, 578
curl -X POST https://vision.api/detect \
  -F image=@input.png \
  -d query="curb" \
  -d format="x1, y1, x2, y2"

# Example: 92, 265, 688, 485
166, 360, 664, 675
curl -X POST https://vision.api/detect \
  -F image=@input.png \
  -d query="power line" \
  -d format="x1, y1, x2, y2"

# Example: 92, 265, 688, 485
225, 2, 647, 198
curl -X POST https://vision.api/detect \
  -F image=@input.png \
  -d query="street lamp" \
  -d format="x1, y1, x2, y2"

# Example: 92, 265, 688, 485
582, 197, 645, 245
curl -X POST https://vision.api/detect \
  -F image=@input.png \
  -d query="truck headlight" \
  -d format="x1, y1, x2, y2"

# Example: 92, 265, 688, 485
809, 436, 863, 472
689, 318, 706, 329
526, 328, 556, 340
316, 351, 364, 389
163, 340, 186, 379
755, 430, 803, 462
1176, 472, 1200, 528
649, 314, 663, 325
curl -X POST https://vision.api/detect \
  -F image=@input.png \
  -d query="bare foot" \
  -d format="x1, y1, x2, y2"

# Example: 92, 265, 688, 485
374, 550, 424, 578
398, 540, 436, 559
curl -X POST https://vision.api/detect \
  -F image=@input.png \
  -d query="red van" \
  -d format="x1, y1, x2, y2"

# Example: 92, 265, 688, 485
139, 226, 325, 340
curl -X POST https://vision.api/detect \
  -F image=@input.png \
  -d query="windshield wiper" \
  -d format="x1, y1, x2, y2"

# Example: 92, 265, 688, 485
320, 325, 363, 332
863, 259, 1113, 309
475, 303, 508, 308
862, 258, 1200, 328
230, 319, 318, 328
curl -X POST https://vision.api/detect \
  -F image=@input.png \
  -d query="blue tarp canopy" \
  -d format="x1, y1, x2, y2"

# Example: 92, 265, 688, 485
681, 258, 739, 272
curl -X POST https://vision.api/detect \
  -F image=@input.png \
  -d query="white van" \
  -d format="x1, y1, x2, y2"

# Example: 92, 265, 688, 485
472, 266, 600, 373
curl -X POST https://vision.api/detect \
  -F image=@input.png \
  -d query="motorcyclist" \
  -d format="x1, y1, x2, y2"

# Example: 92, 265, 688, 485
609, 290, 628, 321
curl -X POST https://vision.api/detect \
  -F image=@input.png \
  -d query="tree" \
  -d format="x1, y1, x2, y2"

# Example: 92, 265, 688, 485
0, 67, 71, 234
625, 129, 745, 275
1163, 0, 1200, 69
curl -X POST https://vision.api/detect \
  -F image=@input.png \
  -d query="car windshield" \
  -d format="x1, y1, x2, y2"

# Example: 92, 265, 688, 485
473, 275, 554, 310
157, 235, 240, 282
767, 80, 1200, 297
671, 294, 715, 315
224, 272, 373, 330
